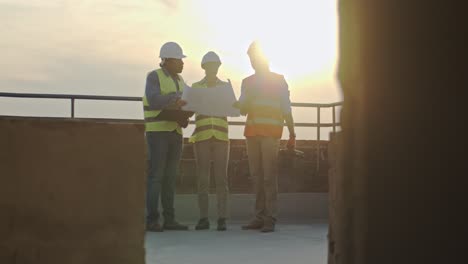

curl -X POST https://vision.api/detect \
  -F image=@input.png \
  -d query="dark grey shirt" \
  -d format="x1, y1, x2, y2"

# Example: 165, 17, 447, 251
145, 67, 183, 110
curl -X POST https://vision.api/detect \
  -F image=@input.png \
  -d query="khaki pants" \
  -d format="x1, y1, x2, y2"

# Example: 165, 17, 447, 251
246, 136, 280, 223
194, 138, 230, 219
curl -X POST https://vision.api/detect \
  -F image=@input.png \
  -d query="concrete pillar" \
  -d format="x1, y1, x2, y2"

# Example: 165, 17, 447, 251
335, 0, 459, 263
327, 132, 342, 264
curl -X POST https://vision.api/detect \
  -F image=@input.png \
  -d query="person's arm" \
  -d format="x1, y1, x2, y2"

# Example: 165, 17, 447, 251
284, 110, 295, 135
145, 71, 183, 110
280, 77, 296, 148
234, 79, 250, 116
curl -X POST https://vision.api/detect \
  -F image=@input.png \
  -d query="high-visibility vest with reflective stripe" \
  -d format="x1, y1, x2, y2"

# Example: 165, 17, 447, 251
189, 80, 229, 143
143, 69, 185, 134
244, 73, 285, 138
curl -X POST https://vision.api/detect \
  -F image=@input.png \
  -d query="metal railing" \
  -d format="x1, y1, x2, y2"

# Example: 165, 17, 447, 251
0, 92, 342, 131
1, 92, 342, 170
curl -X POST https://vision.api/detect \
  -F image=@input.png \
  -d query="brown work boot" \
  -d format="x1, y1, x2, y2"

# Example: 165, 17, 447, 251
217, 218, 227, 231
195, 218, 210, 230
261, 222, 275, 233
242, 219, 263, 230
146, 222, 164, 232
163, 220, 189, 231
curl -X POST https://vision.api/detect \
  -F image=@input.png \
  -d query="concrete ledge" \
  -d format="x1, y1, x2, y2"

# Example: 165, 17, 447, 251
0, 117, 146, 264
173, 193, 329, 222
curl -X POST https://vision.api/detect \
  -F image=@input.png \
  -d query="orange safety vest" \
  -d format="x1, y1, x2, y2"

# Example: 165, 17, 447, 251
243, 73, 285, 138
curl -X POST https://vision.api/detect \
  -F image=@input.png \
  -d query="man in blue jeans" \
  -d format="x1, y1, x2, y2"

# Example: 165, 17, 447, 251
143, 42, 191, 232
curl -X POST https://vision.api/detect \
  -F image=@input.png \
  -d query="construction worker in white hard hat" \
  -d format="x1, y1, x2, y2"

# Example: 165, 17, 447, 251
143, 41, 192, 232
234, 41, 296, 232
190, 51, 230, 231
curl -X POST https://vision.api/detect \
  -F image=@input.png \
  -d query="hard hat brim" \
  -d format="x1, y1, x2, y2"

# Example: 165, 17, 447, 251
160, 54, 187, 59
201, 61, 222, 66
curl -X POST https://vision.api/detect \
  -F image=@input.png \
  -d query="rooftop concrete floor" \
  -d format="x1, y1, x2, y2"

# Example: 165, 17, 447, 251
145, 193, 329, 264
146, 222, 328, 264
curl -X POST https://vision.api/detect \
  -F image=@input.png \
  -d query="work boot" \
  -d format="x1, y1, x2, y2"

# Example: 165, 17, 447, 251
241, 219, 263, 230
217, 218, 227, 231
261, 219, 275, 233
163, 220, 189, 231
146, 222, 164, 232
195, 218, 210, 230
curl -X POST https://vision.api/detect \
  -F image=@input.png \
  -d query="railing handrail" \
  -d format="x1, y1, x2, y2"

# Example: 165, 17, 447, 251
0, 92, 342, 124
0, 92, 142, 101
0, 92, 342, 126
291, 101, 343, 107
0, 92, 342, 108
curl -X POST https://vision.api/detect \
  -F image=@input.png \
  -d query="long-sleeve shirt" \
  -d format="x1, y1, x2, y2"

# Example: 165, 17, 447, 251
144, 67, 183, 110
238, 71, 292, 115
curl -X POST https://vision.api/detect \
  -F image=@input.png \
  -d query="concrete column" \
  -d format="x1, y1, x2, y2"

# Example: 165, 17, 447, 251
336, 0, 459, 263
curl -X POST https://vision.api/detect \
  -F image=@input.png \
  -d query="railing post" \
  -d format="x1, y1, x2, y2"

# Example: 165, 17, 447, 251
317, 106, 321, 172
71, 98, 75, 118
332, 106, 336, 133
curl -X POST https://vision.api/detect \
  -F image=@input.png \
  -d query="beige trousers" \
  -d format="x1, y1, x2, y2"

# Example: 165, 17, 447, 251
246, 136, 280, 223
194, 138, 230, 219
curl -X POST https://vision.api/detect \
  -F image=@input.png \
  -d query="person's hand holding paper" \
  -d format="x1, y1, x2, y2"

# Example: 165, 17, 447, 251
182, 82, 240, 117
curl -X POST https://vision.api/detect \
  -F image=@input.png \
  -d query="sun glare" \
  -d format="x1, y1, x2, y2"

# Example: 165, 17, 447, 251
190, 0, 338, 83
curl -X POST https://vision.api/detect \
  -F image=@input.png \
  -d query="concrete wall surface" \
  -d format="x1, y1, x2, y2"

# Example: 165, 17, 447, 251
179, 139, 330, 193
174, 193, 329, 222
0, 117, 146, 264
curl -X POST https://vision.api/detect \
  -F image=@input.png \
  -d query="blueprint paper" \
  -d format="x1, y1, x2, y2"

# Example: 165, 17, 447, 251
182, 82, 240, 117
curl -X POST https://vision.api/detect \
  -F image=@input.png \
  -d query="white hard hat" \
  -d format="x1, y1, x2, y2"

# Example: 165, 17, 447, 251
159, 42, 186, 59
201, 51, 221, 66
247, 41, 260, 56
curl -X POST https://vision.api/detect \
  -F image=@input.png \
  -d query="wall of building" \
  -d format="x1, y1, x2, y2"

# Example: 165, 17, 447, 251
0, 117, 146, 264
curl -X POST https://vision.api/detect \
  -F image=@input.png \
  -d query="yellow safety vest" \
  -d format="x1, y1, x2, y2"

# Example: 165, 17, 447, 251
143, 68, 185, 134
189, 79, 229, 143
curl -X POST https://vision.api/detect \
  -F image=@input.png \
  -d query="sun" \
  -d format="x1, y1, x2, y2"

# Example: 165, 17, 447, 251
189, 0, 338, 83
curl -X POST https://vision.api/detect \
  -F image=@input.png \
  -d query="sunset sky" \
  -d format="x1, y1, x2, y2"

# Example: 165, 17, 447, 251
0, 0, 342, 139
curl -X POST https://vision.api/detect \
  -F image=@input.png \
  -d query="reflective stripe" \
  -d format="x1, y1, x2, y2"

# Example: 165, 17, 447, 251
246, 118, 284, 126
194, 125, 228, 134
189, 130, 229, 143
144, 111, 159, 119
253, 98, 281, 108
143, 96, 149, 106
195, 117, 228, 128
250, 107, 283, 120
196, 114, 227, 122
145, 121, 182, 134
244, 123, 283, 138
